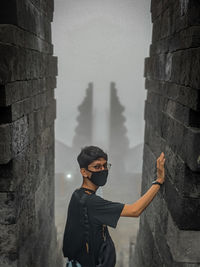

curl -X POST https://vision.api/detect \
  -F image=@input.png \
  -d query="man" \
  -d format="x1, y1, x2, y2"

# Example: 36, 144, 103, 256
62, 146, 165, 267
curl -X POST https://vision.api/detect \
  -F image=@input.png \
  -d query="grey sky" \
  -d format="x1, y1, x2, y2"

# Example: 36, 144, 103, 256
52, 0, 152, 148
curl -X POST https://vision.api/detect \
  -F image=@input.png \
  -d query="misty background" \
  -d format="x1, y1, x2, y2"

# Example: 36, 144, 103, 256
52, 1, 152, 266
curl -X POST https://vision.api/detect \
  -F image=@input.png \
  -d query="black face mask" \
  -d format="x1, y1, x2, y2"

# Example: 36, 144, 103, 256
87, 169, 108, 186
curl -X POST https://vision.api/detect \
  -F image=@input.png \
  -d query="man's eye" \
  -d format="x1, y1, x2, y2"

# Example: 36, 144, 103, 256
94, 165, 100, 169
92, 164, 108, 169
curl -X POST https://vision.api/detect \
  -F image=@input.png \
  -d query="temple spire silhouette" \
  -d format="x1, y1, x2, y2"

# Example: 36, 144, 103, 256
109, 82, 130, 176
72, 82, 93, 152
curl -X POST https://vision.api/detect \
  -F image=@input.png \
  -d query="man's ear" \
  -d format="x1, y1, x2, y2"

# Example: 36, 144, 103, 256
80, 168, 89, 178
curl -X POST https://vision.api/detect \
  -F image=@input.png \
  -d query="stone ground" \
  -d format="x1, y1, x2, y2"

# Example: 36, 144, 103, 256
55, 172, 142, 267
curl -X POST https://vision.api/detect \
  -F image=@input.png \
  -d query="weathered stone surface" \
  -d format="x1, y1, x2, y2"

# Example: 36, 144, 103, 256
0, 0, 53, 41
0, 124, 12, 163
0, 24, 53, 54
0, 89, 55, 122
0, 193, 16, 225
134, 0, 200, 265
0, 126, 54, 192
144, 101, 200, 171
0, 77, 56, 107
0, 44, 57, 84
150, 0, 164, 22
169, 26, 200, 52
0, 254, 17, 267
0, 99, 56, 164
133, 213, 164, 267
0, 224, 17, 254
165, 178, 200, 230
145, 79, 200, 111
29, 0, 54, 21
0, 0, 58, 266
166, 211, 200, 262
147, 90, 196, 126
145, 48, 200, 90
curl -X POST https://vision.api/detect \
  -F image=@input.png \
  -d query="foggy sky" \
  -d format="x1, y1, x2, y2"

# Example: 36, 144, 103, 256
52, 0, 152, 148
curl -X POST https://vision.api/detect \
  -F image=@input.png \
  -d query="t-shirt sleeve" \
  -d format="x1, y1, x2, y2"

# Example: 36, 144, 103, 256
89, 195, 125, 228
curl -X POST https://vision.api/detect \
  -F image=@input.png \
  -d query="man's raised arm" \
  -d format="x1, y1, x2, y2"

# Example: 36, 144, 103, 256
121, 152, 165, 217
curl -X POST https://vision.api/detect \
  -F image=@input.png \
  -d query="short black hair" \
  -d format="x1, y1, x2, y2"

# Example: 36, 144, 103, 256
77, 146, 108, 168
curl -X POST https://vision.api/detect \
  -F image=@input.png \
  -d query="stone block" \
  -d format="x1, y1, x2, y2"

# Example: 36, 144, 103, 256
144, 100, 164, 137
0, 44, 58, 84
146, 79, 200, 112
131, 234, 145, 267
0, 224, 17, 254
145, 78, 164, 94
145, 48, 200, 90
163, 82, 200, 111
145, 101, 200, 171
0, 24, 53, 54
11, 98, 32, 121
169, 48, 200, 89
189, 48, 200, 89
144, 210, 173, 266
0, 128, 54, 195
160, 8, 171, 39
0, 124, 12, 164
164, 178, 200, 230
0, 192, 16, 224
144, 123, 164, 160
150, 37, 169, 55
169, 26, 200, 53
0, 77, 56, 107
12, 116, 29, 156
145, 196, 200, 264
151, 0, 163, 22
0, 0, 52, 42
146, 90, 165, 108
0, 98, 56, 164
138, 213, 164, 267
3, 88, 55, 122
23, 220, 56, 267
144, 54, 167, 81
166, 210, 200, 262
27, 0, 54, 21
144, 122, 200, 199
0, 254, 17, 267
147, 90, 191, 125
16, 197, 36, 248
152, 16, 162, 42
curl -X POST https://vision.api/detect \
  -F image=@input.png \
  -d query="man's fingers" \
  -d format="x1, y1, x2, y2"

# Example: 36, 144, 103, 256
157, 153, 165, 167
160, 152, 164, 158
157, 158, 160, 168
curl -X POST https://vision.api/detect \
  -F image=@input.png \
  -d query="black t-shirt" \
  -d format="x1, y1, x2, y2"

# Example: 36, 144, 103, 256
62, 187, 125, 266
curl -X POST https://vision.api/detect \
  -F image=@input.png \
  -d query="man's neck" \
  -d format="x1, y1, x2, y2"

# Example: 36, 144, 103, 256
81, 179, 98, 192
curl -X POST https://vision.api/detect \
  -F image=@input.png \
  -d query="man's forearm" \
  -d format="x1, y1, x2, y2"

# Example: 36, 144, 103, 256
132, 184, 160, 216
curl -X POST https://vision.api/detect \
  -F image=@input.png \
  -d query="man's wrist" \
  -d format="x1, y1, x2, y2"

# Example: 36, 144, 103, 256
156, 177, 164, 184
152, 180, 163, 186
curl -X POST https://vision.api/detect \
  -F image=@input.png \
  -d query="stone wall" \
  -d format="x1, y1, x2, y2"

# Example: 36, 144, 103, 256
0, 1, 58, 266
131, 0, 200, 266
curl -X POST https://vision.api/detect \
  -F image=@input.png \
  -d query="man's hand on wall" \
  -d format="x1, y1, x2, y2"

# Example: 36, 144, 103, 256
156, 152, 165, 184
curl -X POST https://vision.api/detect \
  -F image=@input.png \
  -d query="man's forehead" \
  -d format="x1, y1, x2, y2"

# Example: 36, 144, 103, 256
89, 158, 107, 165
